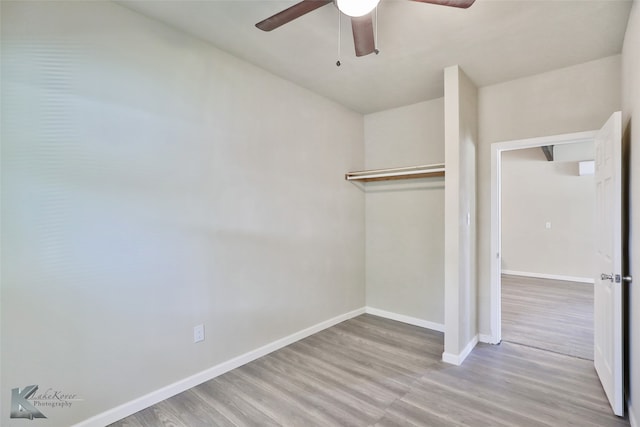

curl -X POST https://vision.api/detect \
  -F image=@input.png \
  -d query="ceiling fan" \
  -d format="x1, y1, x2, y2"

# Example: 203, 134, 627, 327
256, 0, 475, 58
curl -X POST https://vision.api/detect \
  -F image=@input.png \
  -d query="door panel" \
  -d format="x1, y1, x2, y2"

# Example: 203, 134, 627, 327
594, 111, 623, 417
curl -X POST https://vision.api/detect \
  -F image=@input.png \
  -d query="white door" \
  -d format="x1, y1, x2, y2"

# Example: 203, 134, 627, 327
594, 111, 623, 417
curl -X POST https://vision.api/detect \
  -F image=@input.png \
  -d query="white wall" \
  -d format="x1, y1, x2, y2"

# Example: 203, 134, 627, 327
621, 2, 639, 425
477, 55, 622, 336
365, 99, 445, 169
443, 66, 478, 363
0, 2, 364, 426
501, 146, 595, 281
364, 99, 445, 325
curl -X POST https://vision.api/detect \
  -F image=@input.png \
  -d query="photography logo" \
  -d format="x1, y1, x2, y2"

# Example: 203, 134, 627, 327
10, 385, 81, 420
10, 385, 47, 419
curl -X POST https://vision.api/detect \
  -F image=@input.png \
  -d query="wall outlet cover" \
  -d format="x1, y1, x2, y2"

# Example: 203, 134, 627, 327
194, 324, 205, 343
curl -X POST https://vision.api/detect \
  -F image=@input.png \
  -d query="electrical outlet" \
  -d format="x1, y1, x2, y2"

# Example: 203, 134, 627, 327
193, 324, 205, 343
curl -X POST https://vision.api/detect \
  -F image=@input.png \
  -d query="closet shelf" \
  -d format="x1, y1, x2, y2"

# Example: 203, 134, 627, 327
345, 163, 445, 182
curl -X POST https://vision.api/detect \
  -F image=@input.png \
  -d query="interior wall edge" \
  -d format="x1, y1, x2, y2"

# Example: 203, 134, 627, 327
629, 402, 638, 427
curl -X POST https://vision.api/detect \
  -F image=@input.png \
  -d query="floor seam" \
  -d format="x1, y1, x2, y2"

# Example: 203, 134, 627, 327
366, 363, 439, 427
502, 339, 594, 361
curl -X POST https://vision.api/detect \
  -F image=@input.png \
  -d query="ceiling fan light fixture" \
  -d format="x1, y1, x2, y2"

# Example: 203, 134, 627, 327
336, 0, 380, 17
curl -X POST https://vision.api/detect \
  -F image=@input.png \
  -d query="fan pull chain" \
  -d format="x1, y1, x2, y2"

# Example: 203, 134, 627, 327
374, 6, 380, 55
336, 11, 341, 66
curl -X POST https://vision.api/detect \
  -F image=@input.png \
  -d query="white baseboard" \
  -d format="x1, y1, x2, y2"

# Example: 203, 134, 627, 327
630, 401, 638, 427
478, 333, 498, 344
442, 334, 478, 366
73, 307, 366, 427
365, 307, 444, 332
501, 270, 594, 284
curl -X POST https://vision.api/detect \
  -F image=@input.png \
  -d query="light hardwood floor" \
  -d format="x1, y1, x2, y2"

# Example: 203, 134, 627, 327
110, 314, 627, 426
501, 274, 594, 360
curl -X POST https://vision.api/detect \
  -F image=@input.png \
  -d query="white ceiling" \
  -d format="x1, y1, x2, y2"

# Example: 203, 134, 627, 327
119, 0, 632, 114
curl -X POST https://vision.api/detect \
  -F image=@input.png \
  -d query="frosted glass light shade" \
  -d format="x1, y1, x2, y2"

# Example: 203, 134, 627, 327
336, 0, 380, 17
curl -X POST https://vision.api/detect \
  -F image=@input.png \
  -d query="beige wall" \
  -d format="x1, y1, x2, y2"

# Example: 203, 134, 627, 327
364, 99, 445, 325
365, 99, 445, 169
2, 0, 636, 424
477, 55, 622, 335
0, 2, 364, 425
621, 1, 639, 424
501, 146, 595, 280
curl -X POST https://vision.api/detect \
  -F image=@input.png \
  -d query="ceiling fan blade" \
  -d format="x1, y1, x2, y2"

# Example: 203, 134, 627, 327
411, 0, 475, 9
351, 14, 375, 57
256, 0, 332, 31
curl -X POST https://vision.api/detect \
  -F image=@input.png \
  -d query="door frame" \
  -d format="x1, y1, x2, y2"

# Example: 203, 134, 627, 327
488, 130, 598, 344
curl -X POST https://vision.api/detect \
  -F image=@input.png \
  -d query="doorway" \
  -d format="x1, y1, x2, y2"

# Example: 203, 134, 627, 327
499, 143, 596, 359
489, 130, 598, 344
490, 115, 625, 417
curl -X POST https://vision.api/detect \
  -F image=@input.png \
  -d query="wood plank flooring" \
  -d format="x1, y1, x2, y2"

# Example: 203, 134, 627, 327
501, 274, 594, 360
110, 314, 627, 427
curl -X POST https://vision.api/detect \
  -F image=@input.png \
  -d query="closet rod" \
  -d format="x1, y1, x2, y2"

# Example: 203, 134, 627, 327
345, 163, 445, 182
